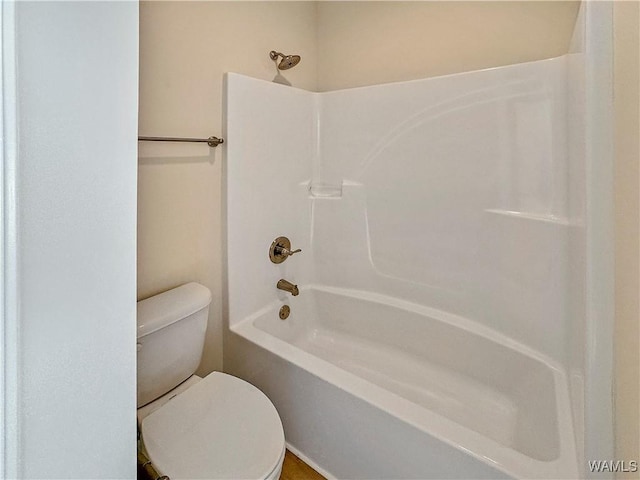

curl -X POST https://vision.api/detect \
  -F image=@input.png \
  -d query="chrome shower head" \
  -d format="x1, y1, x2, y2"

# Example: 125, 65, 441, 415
269, 50, 301, 70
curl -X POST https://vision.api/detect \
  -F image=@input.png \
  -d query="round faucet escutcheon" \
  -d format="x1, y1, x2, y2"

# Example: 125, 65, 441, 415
269, 236, 302, 264
269, 237, 302, 263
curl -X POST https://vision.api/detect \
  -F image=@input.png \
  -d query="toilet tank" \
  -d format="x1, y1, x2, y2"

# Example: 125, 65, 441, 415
137, 282, 212, 408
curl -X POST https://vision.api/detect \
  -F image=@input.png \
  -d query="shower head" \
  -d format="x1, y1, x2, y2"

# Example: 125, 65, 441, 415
269, 50, 301, 70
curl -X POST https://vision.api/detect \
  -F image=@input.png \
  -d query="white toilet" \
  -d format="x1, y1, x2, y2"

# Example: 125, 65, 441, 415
137, 282, 286, 480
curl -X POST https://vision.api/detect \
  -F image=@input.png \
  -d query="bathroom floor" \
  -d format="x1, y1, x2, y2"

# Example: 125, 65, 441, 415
280, 450, 326, 480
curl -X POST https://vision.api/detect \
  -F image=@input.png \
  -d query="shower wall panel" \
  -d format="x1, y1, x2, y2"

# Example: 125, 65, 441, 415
224, 73, 315, 324
315, 57, 573, 364
226, 56, 580, 367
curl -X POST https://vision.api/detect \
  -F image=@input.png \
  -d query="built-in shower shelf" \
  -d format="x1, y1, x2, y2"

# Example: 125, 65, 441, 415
308, 181, 362, 199
484, 209, 574, 226
309, 183, 343, 198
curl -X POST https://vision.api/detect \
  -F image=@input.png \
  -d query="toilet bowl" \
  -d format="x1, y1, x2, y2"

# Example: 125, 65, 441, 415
136, 283, 285, 480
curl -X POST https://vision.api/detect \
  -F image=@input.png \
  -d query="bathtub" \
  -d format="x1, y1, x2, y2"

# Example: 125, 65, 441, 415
227, 285, 578, 479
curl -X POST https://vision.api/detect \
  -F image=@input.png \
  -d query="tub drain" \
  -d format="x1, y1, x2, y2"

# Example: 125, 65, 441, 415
279, 305, 290, 320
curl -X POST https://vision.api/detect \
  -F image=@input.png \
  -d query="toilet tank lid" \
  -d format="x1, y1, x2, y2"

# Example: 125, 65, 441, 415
137, 283, 212, 338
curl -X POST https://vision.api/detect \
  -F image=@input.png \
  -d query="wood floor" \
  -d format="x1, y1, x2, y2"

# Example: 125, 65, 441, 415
279, 450, 326, 480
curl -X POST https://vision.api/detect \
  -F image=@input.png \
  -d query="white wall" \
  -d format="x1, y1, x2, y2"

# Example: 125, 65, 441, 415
317, 1, 580, 91
15, 2, 138, 478
582, 2, 615, 475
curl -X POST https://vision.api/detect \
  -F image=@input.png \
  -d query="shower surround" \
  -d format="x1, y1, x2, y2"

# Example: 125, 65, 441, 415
224, 53, 588, 478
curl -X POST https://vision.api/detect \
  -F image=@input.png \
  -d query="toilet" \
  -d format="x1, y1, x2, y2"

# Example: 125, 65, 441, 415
137, 282, 286, 480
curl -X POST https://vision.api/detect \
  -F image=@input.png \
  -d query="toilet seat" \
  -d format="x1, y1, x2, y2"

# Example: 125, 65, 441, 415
141, 372, 285, 480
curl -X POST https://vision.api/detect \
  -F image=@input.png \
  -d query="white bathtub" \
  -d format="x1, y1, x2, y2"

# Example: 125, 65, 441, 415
227, 285, 578, 479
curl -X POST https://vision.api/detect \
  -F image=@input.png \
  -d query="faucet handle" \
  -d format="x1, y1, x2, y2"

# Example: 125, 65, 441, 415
269, 236, 302, 264
278, 246, 302, 257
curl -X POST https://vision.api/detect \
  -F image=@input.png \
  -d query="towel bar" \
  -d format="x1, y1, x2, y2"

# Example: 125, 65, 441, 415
138, 135, 224, 147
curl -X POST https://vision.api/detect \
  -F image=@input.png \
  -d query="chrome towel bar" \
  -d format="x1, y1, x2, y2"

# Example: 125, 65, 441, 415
138, 135, 224, 147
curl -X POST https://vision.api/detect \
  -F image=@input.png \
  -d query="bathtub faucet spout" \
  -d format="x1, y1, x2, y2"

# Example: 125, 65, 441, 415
277, 279, 299, 296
